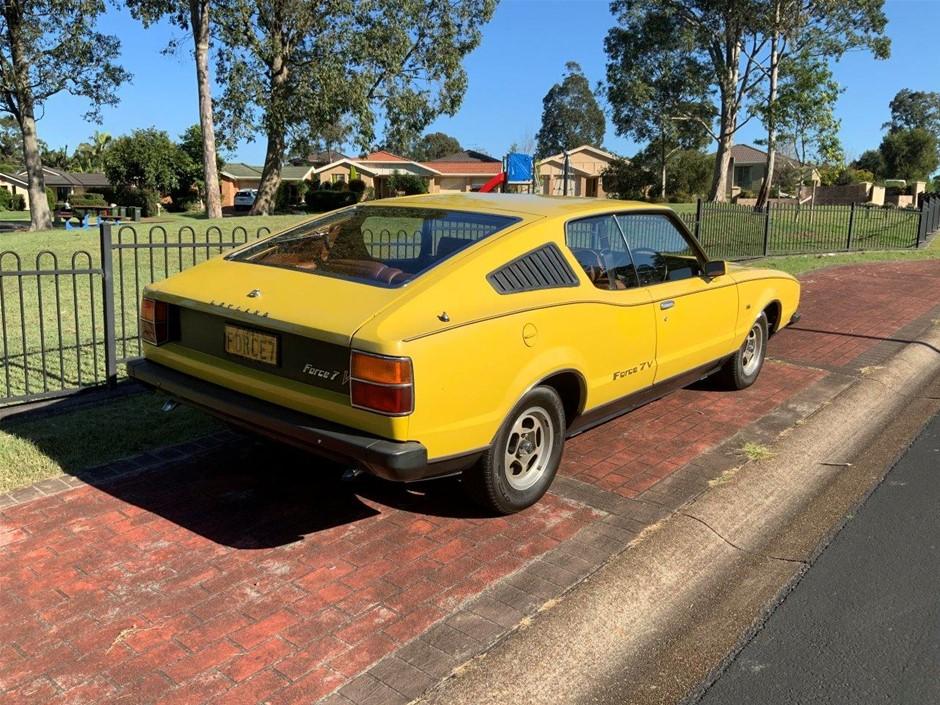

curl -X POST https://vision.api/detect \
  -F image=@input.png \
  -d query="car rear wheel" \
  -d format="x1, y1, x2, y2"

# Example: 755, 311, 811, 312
463, 386, 565, 514
716, 312, 768, 390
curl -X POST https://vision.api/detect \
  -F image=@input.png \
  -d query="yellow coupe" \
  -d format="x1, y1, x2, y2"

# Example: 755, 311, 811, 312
128, 194, 800, 513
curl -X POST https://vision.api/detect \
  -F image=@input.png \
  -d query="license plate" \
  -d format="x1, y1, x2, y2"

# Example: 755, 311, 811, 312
224, 325, 278, 365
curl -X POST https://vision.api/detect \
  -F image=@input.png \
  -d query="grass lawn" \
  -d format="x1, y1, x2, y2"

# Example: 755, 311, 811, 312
747, 234, 940, 275
0, 392, 219, 493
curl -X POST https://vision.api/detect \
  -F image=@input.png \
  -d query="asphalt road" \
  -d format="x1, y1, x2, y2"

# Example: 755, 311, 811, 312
698, 411, 940, 705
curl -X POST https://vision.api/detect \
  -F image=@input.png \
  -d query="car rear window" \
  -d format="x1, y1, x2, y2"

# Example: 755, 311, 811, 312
228, 206, 520, 287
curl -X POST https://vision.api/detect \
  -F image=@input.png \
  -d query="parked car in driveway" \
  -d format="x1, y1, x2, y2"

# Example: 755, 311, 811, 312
128, 194, 801, 513
233, 189, 258, 211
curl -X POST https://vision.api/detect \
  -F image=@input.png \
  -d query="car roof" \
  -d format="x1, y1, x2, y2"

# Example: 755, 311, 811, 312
359, 192, 669, 218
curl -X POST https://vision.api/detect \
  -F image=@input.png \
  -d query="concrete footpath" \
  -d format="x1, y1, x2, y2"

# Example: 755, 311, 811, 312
1, 260, 940, 705
698, 411, 940, 705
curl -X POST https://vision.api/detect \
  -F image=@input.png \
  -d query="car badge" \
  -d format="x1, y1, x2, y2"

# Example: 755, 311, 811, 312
247, 289, 261, 298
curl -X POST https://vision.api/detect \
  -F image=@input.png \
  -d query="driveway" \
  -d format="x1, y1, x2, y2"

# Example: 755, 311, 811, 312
2, 260, 940, 705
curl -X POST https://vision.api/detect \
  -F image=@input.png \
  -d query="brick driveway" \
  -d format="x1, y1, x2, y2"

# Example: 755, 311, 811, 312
2, 261, 940, 705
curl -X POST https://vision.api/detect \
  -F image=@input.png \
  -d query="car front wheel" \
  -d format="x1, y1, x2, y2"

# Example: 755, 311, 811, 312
463, 386, 565, 514
716, 312, 768, 390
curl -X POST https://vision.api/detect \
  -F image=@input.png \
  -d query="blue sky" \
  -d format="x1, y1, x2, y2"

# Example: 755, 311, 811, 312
38, 0, 940, 165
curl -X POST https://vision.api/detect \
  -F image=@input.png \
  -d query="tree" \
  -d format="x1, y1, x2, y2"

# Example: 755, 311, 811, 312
535, 62, 605, 159
72, 131, 113, 172
752, 0, 888, 206
885, 89, 940, 135
601, 157, 654, 200
766, 52, 843, 190
104, 129, 191, 195
0, 0, 130, 230
879, 128, 939, 181
853, 149, 886, 178
411, 132, 462, 161
605, 12, 711, 198
214, 0, 496, 215
127, 0, 225, 218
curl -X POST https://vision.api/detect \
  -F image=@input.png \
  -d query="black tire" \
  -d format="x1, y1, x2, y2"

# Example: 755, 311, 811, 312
715, 312, 768, 390
463, 386, 566, 514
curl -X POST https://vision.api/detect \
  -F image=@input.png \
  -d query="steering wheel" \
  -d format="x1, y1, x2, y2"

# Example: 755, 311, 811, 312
631, 247, 668, 284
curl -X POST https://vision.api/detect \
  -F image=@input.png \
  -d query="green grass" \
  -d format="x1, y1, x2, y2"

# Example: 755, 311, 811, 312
746, 238, 940, 276
0, 392, 218, 493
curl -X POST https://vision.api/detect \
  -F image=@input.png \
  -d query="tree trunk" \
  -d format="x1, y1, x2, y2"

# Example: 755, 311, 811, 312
19, 109, 51, 231
250, 52, 288, 215
5, 0, 52, 231
660, 133, 667, 198
708, 40, 741, 203
190, 0, 223, 219
756, 16, 781, 209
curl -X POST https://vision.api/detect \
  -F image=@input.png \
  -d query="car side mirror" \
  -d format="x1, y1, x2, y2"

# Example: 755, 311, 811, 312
704, 260, 727, 278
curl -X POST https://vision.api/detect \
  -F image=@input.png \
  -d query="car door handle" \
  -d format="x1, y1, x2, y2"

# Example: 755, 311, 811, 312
660, 300, 675, 310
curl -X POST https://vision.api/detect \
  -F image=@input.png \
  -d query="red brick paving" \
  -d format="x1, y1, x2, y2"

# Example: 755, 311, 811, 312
2, 260, 940, 705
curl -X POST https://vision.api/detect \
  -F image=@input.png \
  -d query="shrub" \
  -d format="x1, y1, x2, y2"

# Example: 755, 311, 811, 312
389, 173, 428, 195
0, 188, 11, 210
12, 194, 25, 211
114, 185, 160, 217
46, 187, 56, 211
332, 179, 347, 191
319, 180, 333, 190
348, 178, 366, 195
275, 182, 294, 211
305, 190, 358, 213
70, 192, 107, 207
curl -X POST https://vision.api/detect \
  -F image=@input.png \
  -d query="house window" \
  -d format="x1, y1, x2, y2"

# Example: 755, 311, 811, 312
331, 174, 346, 184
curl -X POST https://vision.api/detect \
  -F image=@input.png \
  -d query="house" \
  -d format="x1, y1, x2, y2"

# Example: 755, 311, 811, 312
0, 172, 30, 209
219, 163, 315, 207
536, 145, 619, 198
310, 149, 502, 197
15, 167, 111, 203
728, 144, 821, 197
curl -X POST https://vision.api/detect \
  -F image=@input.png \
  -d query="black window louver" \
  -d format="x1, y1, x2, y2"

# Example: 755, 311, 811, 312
487, 243, 579, 294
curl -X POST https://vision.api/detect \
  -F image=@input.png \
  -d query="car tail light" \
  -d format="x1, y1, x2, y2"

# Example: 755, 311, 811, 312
350, 351, 413, 415
140, 297, 169, 345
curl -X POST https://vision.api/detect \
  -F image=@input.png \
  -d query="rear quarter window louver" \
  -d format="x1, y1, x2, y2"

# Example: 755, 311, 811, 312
487, 244, 580, 294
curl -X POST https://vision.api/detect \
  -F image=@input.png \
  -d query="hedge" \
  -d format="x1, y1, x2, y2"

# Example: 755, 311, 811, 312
305, 190, 358, 212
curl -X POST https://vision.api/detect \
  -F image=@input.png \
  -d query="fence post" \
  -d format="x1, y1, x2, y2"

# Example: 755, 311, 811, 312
762, 202, 772, 256
99, 222, 118, 388
694, 197, 703, 241
846, 201, 856, 250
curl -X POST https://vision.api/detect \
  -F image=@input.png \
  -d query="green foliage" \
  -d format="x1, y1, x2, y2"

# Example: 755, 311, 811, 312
0, 188, 12, 210
274, 182, 295, 211
332, 179, 347, 191
305, 190, 358, 212
536, 62, 605, 158
11, 194, 25, 210
879, 128, 940, 181
853, 149, 886, 178
213, 0, 496, 213
388, 173, 428, 195
604, 10, 711, 193
45, 188, 56, 211
885, 89, 940, 136
71, 132, 113, 172
69, 192, 107, 206
819, 165, 875, 186
114, 185, 160, 217
349, 165, 358, 181
665, 150, 713, 198
411, 132, 462, 161
348, 178, 366, 194
602, 157, 655, 200
104, 128, 194, 196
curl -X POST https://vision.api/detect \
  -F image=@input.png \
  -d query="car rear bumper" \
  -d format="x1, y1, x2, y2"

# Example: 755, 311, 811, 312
126, 358, 475, 482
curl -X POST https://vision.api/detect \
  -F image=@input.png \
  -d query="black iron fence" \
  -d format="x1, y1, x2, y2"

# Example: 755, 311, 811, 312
0, 200, 938, 407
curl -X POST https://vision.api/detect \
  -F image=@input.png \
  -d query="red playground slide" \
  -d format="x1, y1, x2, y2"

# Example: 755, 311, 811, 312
479, 171, 506, 193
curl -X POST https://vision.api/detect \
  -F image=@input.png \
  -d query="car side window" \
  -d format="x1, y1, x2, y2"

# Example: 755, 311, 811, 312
565, 215, 640, 290
615, 214, 703, 287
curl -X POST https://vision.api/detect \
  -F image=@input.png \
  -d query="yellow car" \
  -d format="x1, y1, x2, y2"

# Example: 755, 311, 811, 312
128, 194, 800, 513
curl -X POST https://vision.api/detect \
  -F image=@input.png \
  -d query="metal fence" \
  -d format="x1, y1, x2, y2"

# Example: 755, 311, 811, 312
684, 198, 931, 259
0, 199, 938, 407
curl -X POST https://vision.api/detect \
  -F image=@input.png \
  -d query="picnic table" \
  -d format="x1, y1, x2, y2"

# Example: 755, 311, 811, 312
54, 205, 141, 230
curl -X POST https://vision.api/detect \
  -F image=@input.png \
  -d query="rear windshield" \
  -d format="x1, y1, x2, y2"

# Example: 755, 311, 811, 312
228, 206, 520, 286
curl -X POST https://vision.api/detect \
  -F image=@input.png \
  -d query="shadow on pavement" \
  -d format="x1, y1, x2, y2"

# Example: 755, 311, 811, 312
71, 440, 489, 549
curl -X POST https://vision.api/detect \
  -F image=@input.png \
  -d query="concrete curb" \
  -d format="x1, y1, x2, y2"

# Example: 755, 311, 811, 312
418, 321, 940, 705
